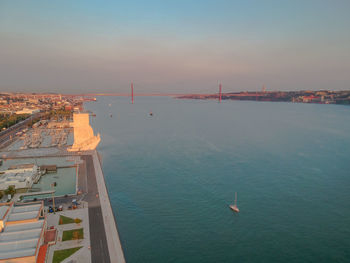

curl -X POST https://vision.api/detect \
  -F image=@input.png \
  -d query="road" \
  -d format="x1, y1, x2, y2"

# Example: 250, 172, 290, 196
82, 155, 111, 263
0, 113, 41, 147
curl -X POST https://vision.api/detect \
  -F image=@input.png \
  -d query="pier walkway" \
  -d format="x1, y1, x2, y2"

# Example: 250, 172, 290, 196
82, 154, 110, 263
83, 152, 125, 263
92, 150, 125, 263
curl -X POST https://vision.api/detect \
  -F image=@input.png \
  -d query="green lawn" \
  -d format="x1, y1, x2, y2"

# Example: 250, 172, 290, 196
62, 228, 84, 241
53, 246, 82, 263
59, 215, 82, 225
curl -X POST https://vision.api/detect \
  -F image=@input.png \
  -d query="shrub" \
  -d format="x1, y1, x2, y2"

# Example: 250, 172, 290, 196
4, 186, 15, 197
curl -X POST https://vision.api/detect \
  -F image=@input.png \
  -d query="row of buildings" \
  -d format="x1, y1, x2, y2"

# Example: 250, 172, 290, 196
0, 93, 86, 115
177, 90, 350, 105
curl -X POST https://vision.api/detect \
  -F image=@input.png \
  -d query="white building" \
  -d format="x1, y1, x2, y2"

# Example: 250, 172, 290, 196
0, 164, 40, 191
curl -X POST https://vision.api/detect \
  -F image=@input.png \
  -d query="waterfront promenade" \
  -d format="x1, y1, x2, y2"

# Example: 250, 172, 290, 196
82, 154, 111, 263
81, 152, 125, 263
91, 150, 125, 263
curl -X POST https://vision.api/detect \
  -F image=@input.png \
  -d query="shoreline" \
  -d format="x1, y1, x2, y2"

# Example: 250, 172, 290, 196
175, 89, 350, 105
83, 102, 126, 261
91, 150, 126, 263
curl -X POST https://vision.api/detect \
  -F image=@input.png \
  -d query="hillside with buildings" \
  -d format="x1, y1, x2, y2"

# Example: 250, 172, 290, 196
177, 90, 350, 105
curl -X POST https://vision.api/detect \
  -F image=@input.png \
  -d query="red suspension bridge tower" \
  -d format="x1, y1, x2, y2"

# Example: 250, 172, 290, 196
131, 82, 134, 104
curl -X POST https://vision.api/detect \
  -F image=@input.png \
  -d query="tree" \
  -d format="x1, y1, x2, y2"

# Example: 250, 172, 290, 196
5, 186, 15, 197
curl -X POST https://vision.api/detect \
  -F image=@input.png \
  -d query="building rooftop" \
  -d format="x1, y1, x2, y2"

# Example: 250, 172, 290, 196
0, 205, 9, 219
0, 164, 39, 191
0, 202, 45, 261
6, 203, 41, 222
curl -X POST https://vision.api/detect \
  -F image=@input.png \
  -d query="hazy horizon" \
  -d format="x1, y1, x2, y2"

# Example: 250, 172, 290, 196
1, 0, 350, 94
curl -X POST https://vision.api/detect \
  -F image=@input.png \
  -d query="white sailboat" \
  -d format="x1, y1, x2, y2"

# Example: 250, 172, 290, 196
229, 192, 240, 213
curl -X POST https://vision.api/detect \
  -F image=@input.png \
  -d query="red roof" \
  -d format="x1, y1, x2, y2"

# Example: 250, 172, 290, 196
36, 244, 48, 263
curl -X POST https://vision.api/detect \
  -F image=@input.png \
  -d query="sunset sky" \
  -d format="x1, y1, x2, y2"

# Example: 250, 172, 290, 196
1, 0, 349, 93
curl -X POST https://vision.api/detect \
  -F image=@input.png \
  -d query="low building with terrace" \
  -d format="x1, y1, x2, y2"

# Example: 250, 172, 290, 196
0, 164, 42, 191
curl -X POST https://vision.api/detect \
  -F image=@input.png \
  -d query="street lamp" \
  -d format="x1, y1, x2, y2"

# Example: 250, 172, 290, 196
51, 182, 57, 213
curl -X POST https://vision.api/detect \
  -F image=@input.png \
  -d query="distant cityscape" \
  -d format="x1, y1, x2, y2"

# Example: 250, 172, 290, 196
177, 89, 350, 105
0, 93, 93, 116
0, 93, 97, 130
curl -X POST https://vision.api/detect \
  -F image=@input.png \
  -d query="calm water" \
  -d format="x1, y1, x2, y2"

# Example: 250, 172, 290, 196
86, 97, 350, 263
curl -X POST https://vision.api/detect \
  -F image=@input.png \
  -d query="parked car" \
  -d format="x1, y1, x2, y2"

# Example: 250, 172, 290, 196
72, 199, 80, 206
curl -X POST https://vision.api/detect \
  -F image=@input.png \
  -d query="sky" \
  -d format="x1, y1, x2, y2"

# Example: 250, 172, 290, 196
0, 0, 349, 94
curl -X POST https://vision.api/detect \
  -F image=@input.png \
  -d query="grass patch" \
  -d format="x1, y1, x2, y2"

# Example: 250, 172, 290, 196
59, 215, 82, 225
53, 246, 82, 263
62, 228, 84, 241
59, 215, 74, 225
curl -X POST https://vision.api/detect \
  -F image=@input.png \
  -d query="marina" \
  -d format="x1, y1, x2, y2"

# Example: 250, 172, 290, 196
7, 127, 73, 151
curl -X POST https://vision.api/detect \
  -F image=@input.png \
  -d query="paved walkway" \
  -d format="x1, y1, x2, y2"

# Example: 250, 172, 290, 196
46, 207, 91, 263
37, 244, 48, 263
83, 155, 111, 263
92, 150, 126, 263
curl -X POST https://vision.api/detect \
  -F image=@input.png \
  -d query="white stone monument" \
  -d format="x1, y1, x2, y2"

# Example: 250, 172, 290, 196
68, 112, 100, 151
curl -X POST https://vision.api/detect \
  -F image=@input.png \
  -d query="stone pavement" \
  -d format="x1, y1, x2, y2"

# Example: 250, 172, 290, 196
82, 155, 110, 263
46, 205, 91, 263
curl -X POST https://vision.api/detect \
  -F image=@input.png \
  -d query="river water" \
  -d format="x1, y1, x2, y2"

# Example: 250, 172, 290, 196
86, 97, 350, 263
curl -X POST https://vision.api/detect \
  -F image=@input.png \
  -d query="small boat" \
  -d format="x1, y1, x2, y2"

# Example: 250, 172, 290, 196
229, 192, 240, 213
